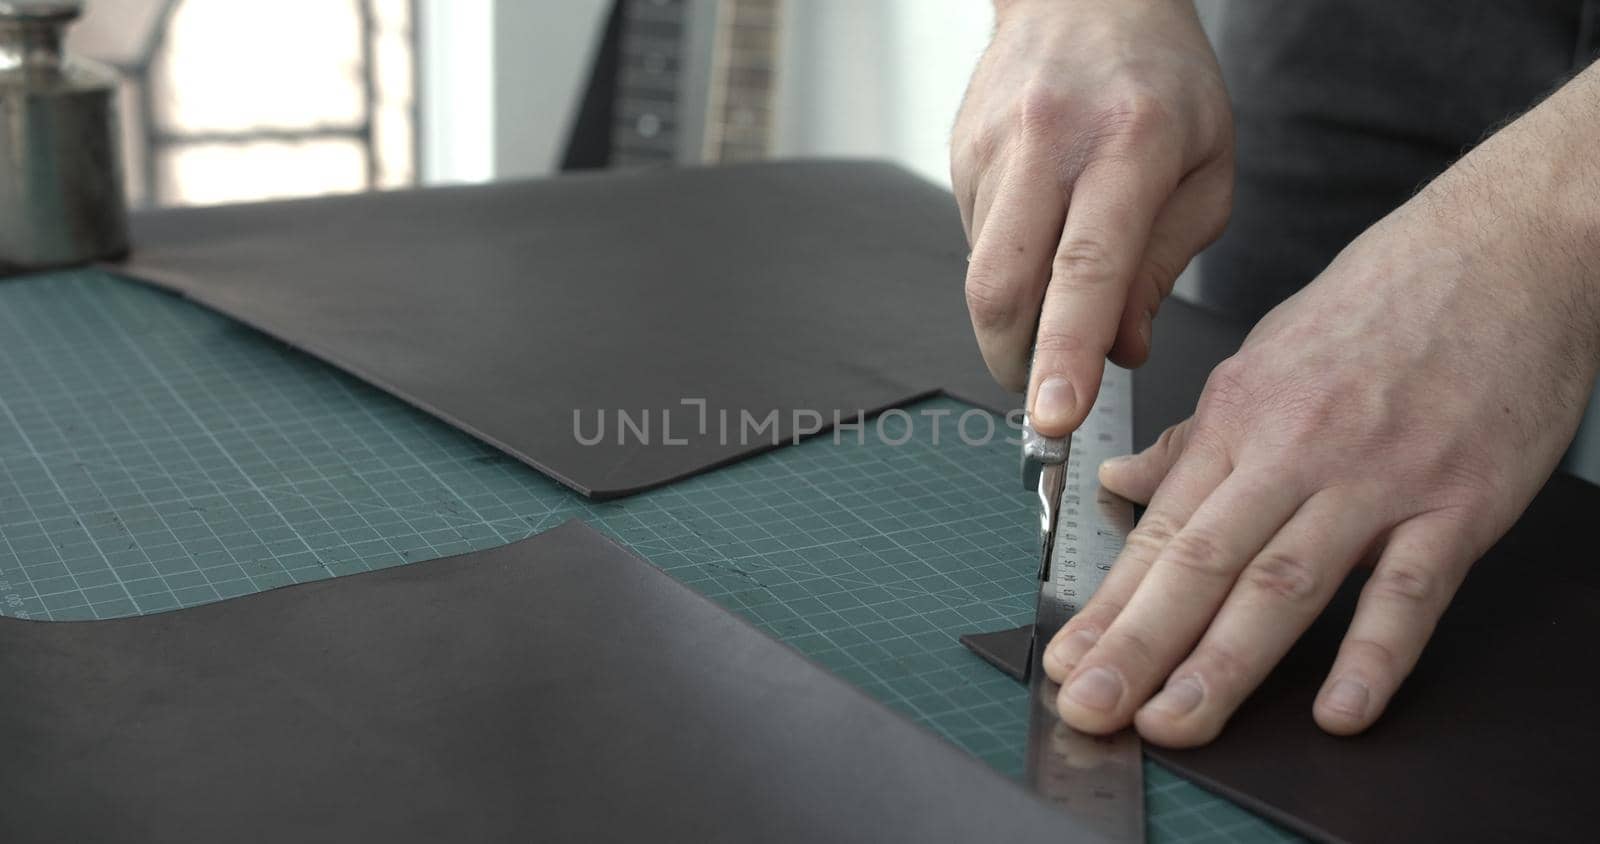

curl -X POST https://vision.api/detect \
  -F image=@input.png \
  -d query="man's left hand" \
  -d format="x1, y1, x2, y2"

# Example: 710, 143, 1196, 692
1040, 72, 1600, 745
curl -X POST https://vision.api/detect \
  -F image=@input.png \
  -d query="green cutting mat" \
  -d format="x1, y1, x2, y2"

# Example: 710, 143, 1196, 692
0, 269, 1293, 843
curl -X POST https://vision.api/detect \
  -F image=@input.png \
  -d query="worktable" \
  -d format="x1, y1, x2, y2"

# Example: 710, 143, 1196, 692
0, 268, 1292, 842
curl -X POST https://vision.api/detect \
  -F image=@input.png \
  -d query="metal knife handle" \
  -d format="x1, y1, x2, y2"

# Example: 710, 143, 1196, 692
1022, 416, 1070, 583
1019, 417, 1069, 491
1019, 340, 1069, 490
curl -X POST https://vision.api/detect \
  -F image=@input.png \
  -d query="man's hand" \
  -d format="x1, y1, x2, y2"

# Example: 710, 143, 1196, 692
952, 0, 1233, 436
1041, 61, 1600, 746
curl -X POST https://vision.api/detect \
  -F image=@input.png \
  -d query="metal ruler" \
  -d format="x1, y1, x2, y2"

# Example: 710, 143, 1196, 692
1023, 366, 1143, 842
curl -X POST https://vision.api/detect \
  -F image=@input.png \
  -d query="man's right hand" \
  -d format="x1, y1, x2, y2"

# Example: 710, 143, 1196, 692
952, 0, 1234, 435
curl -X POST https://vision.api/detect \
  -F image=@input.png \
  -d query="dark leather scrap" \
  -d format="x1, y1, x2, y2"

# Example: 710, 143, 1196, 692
0, 520, 1087, 843
959, 624, 1034, 682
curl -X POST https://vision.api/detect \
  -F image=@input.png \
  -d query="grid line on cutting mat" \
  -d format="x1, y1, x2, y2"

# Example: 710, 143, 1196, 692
0, 269, 1294, 843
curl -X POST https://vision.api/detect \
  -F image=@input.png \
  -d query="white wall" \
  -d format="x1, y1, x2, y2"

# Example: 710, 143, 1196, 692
418, 0, 494, 183
492, 0, 612, 178
418, 0, 609, 183
772, 0, 992, 188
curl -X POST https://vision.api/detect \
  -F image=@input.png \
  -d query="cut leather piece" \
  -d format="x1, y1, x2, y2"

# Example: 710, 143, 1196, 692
113, 161, 1016, 499
958, 624, 1034, 682
976, 304, 1600, 843
0, 520, 1087, 843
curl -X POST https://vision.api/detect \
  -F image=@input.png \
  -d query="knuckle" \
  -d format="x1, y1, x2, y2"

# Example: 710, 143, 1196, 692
1196, 356, 1255, 420
1017, 82, 1069, 139
1052, 239, 1119, 287
964, 268, 1018, 331
1341, 636, 1402, 676
1079, 599, 1126, 631
1092, 90, 1170, 147
1244, 550, 1322, 604
1101, 626, 1160, 673
1139, 251, 1189, 297
1121, 530, 1167, 563
1367, 563, 1436, 607
1126, 513, 1182, 558
1059, 615, 1108, 647
1031, 330, 1090, 357
1153, 421, 1189, 457
1189, 640, 1252, 687
1202, 355, 1250, 399
1439, 485, 1497, 520
1159, 527, 1233, 580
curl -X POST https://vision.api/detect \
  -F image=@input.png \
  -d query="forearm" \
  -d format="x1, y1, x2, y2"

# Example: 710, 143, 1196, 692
991, 0, 1198, 25
1416, 59, 1600, 362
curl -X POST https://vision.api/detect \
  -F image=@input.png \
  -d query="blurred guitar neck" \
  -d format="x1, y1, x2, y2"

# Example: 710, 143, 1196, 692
610, 0, 781, 167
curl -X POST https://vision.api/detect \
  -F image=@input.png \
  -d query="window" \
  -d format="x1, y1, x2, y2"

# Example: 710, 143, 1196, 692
67, 0, 417, 208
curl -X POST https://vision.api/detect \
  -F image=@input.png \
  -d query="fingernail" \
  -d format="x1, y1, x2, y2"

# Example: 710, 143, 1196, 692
1031, 377, 1076, 430
1100, 455, 1130, 474
1065, 666, 1124, 712
1138, 312, 1152, 345
1045, 629, 1099, 675
1324, 678, 1369, 718
1147, 676, 1204, 717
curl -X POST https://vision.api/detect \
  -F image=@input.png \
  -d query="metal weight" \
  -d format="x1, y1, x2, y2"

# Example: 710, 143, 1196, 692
0, 0, 128, 272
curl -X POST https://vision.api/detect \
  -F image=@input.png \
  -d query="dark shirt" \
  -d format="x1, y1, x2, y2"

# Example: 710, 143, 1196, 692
1197, 0, 1600, 321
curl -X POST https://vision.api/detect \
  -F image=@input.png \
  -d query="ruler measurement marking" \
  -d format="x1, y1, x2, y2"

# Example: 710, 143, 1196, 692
1024, 367, 1142, 843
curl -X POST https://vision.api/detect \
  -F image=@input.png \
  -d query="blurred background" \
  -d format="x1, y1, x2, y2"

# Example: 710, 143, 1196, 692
60, 0, 1599, 478
67, 0, 414, 208
62, 0, 1222, 208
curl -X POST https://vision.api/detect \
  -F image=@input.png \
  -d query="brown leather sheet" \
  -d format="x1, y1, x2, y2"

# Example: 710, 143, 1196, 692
0, 520, 1086, 843
116, 161, 1014, 499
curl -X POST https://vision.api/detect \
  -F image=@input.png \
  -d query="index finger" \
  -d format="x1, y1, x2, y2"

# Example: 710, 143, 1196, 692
1029, 157, 1178, 436
964, 159, 1069, 391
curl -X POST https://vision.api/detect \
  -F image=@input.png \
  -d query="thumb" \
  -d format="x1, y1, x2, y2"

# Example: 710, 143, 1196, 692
1100, 418, 1194, 504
